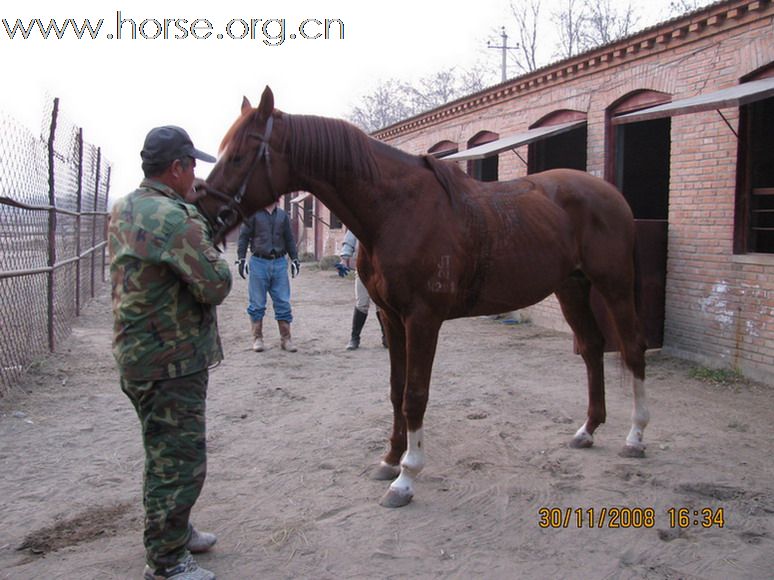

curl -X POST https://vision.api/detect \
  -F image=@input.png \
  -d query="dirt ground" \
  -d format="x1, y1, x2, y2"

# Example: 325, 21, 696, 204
1, 246, 773, 580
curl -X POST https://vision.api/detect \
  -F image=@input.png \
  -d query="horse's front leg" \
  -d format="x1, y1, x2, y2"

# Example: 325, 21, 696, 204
371, 312, 406, 481
379, 312, 442, 508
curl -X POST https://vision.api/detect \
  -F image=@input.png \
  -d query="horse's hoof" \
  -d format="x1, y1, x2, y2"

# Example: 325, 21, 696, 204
620, 445, 646, 458
371, 463, 401, 481
379, 488, 413, 508
569, 435, 594, 449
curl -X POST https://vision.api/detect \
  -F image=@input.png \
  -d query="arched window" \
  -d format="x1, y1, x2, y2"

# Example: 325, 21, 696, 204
608, 90, 672, 220
608, 90, 672, 349
528, 110, 587, 173
467, 130, 499, 181
428, 140, 458, 158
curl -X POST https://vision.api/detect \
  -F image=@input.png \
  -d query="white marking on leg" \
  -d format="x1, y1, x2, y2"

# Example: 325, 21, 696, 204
388, 428, 425, 500
625, 377, 649, 450
573, 421, 594, 446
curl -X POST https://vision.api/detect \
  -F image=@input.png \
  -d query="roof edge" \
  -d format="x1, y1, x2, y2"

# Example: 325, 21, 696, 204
373, 0, 770, 140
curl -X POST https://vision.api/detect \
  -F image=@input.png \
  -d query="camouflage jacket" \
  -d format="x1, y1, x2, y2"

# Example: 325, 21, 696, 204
109, 178, 232, 380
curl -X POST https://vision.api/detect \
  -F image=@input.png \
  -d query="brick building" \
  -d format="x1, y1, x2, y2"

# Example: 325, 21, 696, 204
284, 193, 346, 259
369, 0, 774, 383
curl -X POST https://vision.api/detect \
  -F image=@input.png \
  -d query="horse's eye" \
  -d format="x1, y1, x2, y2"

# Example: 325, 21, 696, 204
230, 155, 242, 165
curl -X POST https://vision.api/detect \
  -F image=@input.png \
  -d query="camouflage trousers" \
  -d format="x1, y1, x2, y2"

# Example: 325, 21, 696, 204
121, 369, 208, 569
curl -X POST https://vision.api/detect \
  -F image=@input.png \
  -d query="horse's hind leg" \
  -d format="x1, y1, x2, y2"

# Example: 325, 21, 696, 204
555, 276, 607, 449
600, 288, 649, 457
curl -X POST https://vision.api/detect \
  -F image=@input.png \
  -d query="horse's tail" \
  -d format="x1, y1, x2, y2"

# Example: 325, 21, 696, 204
632, 228, 641, 316
631, 226, 649, 357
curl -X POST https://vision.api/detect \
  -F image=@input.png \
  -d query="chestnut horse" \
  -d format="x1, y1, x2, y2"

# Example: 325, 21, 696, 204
202, 86, 649, 508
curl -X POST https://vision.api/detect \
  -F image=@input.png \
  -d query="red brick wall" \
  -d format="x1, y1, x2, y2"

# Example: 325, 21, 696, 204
376, 0, 774, 383
292, 200, 347, 260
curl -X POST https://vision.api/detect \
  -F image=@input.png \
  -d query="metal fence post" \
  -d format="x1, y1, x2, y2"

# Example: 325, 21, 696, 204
102, 165, 111, 283
75, 128, 84, 316
91, 148, 102, 298
0, 100, 112, 391
47, 98, 59, 352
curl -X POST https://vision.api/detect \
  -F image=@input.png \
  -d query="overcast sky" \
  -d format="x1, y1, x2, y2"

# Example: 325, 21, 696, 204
0, 0, 707, 200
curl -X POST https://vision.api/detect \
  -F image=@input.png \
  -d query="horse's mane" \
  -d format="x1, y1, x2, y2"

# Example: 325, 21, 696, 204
285, 114, 381, 185
218, 111, 253, 156
423, 154, 469, 210
220, 109, 466, 205
286, 115, 470, 208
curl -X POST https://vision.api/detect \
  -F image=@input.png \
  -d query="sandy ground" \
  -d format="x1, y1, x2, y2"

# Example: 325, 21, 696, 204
1, 247, 773, 580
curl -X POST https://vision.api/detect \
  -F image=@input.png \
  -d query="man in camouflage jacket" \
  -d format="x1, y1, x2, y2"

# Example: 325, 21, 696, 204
109, 126, 232, 580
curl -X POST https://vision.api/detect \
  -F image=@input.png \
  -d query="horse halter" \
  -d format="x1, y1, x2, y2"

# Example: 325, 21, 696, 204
198, 115, 281, 239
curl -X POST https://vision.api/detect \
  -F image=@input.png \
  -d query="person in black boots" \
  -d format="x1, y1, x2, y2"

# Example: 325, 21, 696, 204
340, 230, 387, 350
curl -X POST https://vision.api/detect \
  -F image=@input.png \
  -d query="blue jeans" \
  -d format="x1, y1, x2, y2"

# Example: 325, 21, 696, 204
247, 255, 293, 322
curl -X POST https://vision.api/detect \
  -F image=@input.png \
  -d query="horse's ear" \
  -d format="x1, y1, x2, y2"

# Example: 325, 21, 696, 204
241, 96, 252, 115
257, 86, 274, 122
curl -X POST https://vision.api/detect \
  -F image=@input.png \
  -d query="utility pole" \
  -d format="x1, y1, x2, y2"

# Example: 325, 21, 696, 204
487, 26, 519, 83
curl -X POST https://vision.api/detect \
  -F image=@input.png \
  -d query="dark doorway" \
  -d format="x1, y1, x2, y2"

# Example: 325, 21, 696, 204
471, 156, 499, 181
528, 126, 587, 172
603, 93, 672, 350
614, 118, 671, 220
614, 118, 670, 348
467, 130, 499, 182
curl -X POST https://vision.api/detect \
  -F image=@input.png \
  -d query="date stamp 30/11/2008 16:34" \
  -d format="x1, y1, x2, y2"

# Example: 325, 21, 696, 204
537, 506, 726, 529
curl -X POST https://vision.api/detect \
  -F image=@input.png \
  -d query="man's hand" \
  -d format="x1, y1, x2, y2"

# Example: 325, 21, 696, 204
236, 258, 248, 279
185, 178, 208, 204
291, 259, 300, 278
335, 262, 351, 277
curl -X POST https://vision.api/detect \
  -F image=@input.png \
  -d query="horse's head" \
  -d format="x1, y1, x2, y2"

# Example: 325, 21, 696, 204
200, 86, 289, 243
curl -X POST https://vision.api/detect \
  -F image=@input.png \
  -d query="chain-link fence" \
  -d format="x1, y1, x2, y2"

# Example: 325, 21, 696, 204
0, 98, 111, 394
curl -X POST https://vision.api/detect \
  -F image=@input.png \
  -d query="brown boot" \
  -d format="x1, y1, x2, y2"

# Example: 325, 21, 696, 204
278, 320, 297, 352
251, 319, 264, 352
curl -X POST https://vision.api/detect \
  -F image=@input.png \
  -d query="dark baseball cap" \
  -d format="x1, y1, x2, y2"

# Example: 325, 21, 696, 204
140, 125, 216, 165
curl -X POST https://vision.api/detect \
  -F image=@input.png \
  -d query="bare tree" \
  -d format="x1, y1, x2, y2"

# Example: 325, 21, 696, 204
509, 0, 542, 74
551, 0, 588, 59
416, 67, 488, 107
668, 0, 712, 15
348, 79, 414, 133
457, 67, 489, 95
584, 0, 639, 46
406, 69, 460, 112
350, 0, 711, 132
348, 67, 487, 133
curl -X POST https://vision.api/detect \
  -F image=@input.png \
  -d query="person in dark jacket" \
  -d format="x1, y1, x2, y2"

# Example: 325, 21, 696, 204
236, 201, 300, 352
